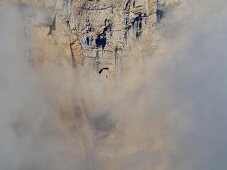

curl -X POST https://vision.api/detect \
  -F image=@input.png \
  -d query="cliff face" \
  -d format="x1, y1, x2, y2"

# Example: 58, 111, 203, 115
0, 0, 181, 79
0, 0, 181, 126
25, 0, 181, 142
29, 0, 168, 78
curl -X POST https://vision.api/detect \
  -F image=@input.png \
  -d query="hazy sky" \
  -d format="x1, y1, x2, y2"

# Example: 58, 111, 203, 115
0, 1, 227, 170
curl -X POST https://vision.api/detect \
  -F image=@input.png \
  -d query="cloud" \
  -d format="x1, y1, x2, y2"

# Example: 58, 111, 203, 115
1, 1, 227, 170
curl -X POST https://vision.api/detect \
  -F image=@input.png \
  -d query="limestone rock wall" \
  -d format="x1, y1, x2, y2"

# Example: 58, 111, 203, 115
0, 0, 181, 77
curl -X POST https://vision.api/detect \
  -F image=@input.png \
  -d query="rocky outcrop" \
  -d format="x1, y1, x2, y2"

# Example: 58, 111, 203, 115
47, 0, 161, 78
0, 0, 181, 77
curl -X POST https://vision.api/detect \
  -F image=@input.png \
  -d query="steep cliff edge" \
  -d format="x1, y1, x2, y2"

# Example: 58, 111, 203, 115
0, 0, 181, 77
0, 0, 181, 129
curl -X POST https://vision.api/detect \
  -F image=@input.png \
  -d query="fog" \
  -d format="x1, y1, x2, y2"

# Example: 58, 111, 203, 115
1, 1, 227, 170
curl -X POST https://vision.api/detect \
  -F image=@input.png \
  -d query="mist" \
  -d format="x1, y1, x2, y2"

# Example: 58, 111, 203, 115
1, 1, 227, 170
145, 1, 227, 169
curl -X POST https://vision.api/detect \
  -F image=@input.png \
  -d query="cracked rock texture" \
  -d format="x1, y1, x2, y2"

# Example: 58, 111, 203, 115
1, 0, 180, 78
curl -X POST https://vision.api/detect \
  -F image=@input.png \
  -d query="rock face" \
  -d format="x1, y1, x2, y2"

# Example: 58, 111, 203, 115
20, 0, 175, 127
0, 0, 182, 78
0, 0, 181, 121
29, 0, 168, 78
